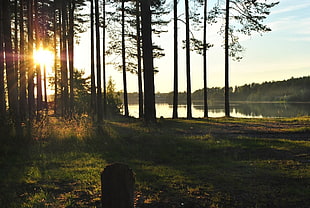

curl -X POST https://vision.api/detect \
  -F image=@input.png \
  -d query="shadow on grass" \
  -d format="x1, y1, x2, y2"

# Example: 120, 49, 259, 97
89, 118, 310, 208
0, 117, 309, 207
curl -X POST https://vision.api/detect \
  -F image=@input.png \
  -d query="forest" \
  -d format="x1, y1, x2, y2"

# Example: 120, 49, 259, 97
0, 0, 281, 133
1, 0, 310, 207
133, 76, 310, 105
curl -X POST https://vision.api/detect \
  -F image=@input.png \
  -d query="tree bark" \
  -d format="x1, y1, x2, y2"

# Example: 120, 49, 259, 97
0, 2, 6, 124
60, 1, 69, 117
225, 0, 230, 117
19, 0, 27, 121
3, 0, 20, 124
141, 0, 156, 123
102, 0, 107, 118
68, 0, 75, 117
53, 7, 58, 115
28, 0, 35, 120
172, 0, 178, 119
185, 0, 192, 119
95, 0, 102, 122
122, 0, 129, 117
34, 0, 43, 116
203, 0, 208, 118
136, 0, 143, 119
90, 0, 96, 116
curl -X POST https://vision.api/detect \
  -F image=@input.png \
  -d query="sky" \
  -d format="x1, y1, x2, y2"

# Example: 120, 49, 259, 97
74, 0, 310, 93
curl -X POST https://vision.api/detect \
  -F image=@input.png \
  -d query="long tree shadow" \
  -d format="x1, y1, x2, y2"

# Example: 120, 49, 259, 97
90, 119, 310, 207
1, 117, 308, 207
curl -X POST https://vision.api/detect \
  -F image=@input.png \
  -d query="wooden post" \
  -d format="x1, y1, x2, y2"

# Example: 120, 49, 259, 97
101, 163, 135, 208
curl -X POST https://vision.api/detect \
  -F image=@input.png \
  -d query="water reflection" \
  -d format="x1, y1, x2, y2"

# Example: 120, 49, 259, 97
128, 102, 309, 118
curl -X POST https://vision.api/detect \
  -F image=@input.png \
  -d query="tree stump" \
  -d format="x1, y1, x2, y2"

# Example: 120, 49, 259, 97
101, 163, 135, 208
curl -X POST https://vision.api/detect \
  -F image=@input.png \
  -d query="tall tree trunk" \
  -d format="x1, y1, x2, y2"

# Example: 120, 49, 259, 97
172, 0, 178, 119
53, 7, 58, 115
224, 0, 230, 117
28, 0, 35, 120
102, 0, 107, 118
141, 0, 156, 123
3, 0, 20, 126
60, 1, 69, 117
136, 0, 143, 118
185, 0, 192, 119
19, 0, 27, 121
0, 3, 6, 124
68, 0, 75, 117
34, 0, 43, 116
95, 0, 102, 122
203, 0, 208, 118
90, 0, 96, 116
122, 0, 129, 117
14, 0, 19, 103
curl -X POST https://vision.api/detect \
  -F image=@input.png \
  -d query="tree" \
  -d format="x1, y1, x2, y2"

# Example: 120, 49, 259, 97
203, 0, 208, 118
122, 0, 129, 117
172, 0, 178, 119
90, 0, 96, 116
136, 0, 143, 118
69, 0, 76, 117
185, 0, 192, 119
3, 0, 20, 125
19, 0, 27, 121
106, 76, 123, 117
95, 0, 103, 122
0, 0, 6, 125
102, 0, 107, 118
141, 0, 156, 123
210, 0, 279, 117
224, 0, 229, 117
34, 0, 43, 117
28, 0, 35, 120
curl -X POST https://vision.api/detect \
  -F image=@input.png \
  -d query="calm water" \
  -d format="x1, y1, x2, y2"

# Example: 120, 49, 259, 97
127, 102, 310, 118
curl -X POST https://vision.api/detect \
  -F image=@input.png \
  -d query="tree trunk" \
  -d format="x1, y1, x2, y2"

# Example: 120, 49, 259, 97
136, 0, 143, 119
141, 0, 156, 123
122, 0, 129, 117
185, 0, 192, 119
0, 3, 6, 124
203, 0, 208, 118
95, 0, 102, 122
102, 0, 107, 118
225, 0, 230, 117
34, 0, 43, 117
19, 0, 27, 121
68, 0, 75, 117
61, 1, 69, 117
28, 0, 35, 120
53, 7, 58, 115
3, 0, 20, 125
90, 0, 96, 116
172, 0, 178, 119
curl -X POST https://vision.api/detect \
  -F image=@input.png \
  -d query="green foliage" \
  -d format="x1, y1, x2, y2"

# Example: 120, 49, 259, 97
73, 70, 91, 114
231, 76, 310, 102
106, 76, 123, 118
209, 0, 279, 60
163, 76, 310, 102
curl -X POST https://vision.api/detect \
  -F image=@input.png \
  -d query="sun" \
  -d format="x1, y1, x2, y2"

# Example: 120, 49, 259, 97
33, 48, 54, 67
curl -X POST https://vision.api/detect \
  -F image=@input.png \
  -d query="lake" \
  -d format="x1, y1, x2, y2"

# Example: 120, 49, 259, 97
127, 102, 310, 118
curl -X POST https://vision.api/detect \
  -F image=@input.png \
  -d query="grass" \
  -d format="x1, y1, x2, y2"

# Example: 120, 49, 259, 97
0, 116, 309, 207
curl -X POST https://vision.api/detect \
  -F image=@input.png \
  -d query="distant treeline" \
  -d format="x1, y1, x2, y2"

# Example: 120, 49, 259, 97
191, 76, 310, 102
125, 76, 310, 104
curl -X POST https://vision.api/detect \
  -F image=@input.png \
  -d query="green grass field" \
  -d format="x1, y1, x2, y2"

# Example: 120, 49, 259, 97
0, 116, 309, 207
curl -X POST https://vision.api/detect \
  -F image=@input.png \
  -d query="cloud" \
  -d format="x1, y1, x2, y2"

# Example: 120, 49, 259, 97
272, 1, 310, 15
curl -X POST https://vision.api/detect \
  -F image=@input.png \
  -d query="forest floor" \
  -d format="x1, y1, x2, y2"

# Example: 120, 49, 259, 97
0, 116, 309, 207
